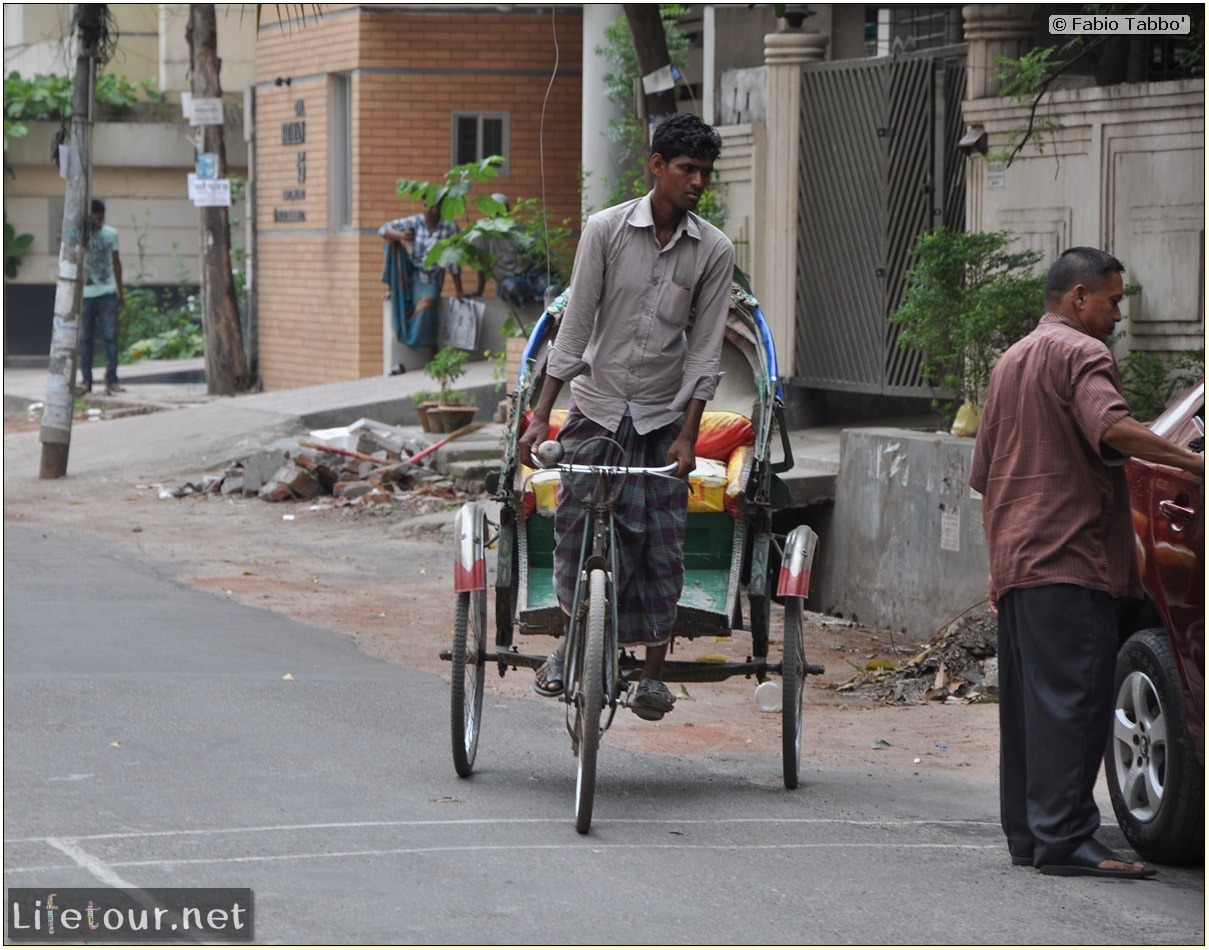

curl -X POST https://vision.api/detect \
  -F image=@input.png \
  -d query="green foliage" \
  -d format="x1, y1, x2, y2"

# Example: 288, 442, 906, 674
511, 196, 574, 289
118, 210, 204, 363
395, 156, 524, 276
4, 71, 148, 150
124, 324, 204, 362
4, 212, 34, 279
1117, 348, 1205, 421
891, 228, 1044, 428
989, 47, 1070, 163
424, 345, 470, 405
396, 156, 506, 223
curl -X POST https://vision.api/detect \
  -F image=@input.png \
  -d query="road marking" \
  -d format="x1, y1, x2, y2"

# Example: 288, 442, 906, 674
10, 840, 1002, 874
44, 837, 137, 889
7, 815, 999, 844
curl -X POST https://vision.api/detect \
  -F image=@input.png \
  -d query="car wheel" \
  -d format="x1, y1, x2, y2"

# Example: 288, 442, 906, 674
1105, 628, 1204, 865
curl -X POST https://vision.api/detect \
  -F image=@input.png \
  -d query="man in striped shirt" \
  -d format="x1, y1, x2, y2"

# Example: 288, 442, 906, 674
970, 246, 1203, 878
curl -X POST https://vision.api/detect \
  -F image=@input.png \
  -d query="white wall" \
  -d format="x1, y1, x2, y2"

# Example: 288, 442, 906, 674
965, 78, 1206, 357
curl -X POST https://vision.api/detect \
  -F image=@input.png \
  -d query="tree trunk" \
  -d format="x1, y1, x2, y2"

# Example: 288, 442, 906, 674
39, 4, 102, 478
188, 3, 251, 395
623, 5, 678, 121
623, 4, 678, 190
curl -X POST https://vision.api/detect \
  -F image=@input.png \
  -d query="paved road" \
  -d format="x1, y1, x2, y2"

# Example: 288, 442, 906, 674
4, 523, 1203, 945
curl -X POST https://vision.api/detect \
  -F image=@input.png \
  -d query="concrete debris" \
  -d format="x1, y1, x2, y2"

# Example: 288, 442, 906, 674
145, 416, 502, 509
156, 445, 473, 509
833, 607, 998, 705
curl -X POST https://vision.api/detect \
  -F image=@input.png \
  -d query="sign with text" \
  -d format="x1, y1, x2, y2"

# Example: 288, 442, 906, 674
188, 97, 224, 127
188, 174, 231, 207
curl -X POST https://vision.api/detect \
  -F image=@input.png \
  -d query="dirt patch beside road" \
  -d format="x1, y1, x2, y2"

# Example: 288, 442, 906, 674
4, 418, 999, 783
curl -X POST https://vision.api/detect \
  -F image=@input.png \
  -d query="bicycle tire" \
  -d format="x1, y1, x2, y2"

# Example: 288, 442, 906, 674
782, 595, 805, 789
574, 568, 607, 833
451, 588, 487, 777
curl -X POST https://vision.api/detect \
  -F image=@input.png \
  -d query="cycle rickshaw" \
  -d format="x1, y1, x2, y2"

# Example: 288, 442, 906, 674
446, 270, 822, 832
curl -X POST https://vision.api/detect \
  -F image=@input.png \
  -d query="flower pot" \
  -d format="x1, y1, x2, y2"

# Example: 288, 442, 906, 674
437, 405, 477, 432
425, 405, 447, 432
414, 400, 440, 432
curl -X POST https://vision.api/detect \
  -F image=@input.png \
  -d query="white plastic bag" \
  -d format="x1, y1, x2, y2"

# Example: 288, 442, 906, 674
441, 297, 485, 351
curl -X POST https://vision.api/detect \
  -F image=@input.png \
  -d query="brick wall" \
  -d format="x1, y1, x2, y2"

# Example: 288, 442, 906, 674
254, 4, 583, 389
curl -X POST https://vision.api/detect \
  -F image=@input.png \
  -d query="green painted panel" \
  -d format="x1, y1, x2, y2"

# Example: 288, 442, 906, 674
678, 569, 733, 613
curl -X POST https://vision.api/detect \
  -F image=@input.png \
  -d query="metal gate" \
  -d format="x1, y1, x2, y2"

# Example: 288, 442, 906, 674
794, 45, 966, 394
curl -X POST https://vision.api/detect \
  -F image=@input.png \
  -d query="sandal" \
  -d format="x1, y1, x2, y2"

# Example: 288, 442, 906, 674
533, 649, 565, 697
631, 678, 675, 721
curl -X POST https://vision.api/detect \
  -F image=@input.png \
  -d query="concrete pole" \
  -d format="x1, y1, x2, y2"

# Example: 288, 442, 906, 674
759, 28, 828, 379
39, 5, 98, 478
581, 3, 627, 218
963, 4, 1035, 101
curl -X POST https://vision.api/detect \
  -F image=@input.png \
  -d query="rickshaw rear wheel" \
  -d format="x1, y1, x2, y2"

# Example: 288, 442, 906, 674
782, 596, 805, 789
451, 588, 487, 778
574, 568, 607, 834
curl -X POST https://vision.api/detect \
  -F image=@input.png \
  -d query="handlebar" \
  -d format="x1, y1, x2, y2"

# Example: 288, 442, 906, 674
540, 460, 680, 477
526, 440, 678, 477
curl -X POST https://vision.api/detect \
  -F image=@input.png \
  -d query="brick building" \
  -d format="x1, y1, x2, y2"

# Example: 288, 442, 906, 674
252, 4, 584, 389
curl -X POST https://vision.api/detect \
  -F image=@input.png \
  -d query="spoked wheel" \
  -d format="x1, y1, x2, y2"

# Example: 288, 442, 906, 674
781, 596, 805, 789
573, 568, 608, 834
451, 587, 487, 777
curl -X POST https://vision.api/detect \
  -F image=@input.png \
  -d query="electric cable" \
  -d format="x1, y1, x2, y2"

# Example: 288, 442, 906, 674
537, 6, 561, 298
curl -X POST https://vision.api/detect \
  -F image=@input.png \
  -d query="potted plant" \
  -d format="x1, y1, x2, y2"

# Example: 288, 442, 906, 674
409, 388, 440, 433
890, 228, 1044, 434
424, 345, 476, 432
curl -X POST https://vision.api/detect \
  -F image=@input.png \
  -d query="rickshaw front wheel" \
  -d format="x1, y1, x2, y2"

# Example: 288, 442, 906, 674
451, 588, 487, 778
574, 568, 608, 834
782, 596, 805, 789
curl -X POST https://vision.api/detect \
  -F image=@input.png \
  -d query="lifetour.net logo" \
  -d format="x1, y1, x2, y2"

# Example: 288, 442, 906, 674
7, 888, 253, 943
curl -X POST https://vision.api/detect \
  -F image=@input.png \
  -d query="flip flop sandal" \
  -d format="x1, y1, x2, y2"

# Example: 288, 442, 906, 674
533, 650, 565, 697
1038, 838, 1157, 879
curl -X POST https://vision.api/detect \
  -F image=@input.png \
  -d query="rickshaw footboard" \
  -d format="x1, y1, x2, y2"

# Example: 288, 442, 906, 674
437, 648, 824, 683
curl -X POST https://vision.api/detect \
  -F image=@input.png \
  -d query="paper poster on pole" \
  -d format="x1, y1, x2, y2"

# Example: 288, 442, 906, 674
196, 152, 218, 180
189, 97, 224, 126
189, 176, 231, 207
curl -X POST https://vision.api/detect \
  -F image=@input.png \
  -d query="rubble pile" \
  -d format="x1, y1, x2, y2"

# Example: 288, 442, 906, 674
151, 418, 495, 509
834, 607, 999, 705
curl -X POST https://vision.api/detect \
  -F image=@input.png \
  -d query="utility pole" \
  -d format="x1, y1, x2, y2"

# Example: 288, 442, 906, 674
188, 3, 251, 394
39, 4, 104, 479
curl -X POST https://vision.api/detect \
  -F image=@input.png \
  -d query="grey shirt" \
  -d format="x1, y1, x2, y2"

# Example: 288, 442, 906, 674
546, 193, 735, 434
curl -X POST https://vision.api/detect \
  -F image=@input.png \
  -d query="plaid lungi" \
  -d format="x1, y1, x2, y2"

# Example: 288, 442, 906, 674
553, 407, 688, 646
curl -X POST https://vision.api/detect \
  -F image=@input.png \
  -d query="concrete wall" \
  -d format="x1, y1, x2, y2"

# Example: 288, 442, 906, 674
964, 78, 1205, 358
814, 428, 988, 639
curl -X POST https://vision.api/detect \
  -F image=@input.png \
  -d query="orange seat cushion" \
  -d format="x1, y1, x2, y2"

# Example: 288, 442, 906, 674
519, 410, 755, 517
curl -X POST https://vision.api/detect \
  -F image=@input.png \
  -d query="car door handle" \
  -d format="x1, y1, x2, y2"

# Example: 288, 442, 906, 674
1158, 499, 1195, 528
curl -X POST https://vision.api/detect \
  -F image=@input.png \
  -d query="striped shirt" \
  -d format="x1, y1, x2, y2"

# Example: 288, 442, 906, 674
969, 312, 1140, 602
377, 214, 461, 285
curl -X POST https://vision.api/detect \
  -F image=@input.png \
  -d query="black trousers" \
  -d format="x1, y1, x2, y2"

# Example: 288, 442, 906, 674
997, 584, 1120, 866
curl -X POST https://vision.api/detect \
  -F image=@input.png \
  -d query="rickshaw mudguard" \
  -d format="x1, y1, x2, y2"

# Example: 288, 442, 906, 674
453, 501, 488, 593
777, 525, 819, 599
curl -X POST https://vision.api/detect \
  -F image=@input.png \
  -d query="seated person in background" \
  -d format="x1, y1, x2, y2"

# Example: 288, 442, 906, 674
471, 193, 548, 309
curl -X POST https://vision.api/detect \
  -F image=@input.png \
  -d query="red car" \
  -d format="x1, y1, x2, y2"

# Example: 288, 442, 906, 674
1106, 381, 1204, 865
